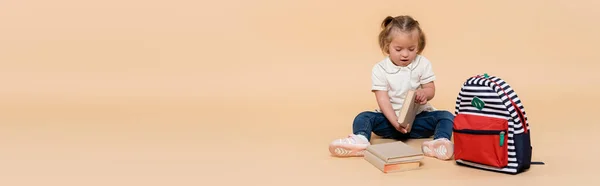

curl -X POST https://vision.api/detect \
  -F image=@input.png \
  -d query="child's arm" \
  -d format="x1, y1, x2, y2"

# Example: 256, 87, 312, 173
374, 90, 408, 133
416, 82, 435, 104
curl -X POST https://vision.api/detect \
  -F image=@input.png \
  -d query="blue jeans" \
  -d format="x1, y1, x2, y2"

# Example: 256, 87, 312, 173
352, 110, 454, 141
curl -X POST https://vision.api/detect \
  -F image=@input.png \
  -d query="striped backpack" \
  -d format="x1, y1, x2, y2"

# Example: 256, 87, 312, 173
453, 73, 543, 174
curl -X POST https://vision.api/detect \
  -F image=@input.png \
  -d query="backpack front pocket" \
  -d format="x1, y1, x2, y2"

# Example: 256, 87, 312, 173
453, 114, 509, 168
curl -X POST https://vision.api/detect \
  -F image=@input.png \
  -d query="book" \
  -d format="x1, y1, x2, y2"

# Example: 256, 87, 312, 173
397, 90, 419, 133
364, 151, 422, 173
364, 141, 424, 173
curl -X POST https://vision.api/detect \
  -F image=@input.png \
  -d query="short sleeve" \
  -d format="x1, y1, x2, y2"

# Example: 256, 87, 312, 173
371, 64, 388, 91
419, 57, 436, 84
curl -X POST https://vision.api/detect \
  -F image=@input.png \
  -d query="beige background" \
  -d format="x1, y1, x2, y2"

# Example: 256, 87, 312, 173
1, 0, 599, 185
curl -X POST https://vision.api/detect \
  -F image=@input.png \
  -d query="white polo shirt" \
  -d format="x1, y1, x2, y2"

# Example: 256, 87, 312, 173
371, 55, 437, 116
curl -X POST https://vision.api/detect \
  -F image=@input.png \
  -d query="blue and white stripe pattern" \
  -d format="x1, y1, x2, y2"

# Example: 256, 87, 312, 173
454, 74, 531, 174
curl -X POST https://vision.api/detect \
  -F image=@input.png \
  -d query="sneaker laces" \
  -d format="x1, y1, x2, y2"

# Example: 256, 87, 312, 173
337, 135, 363, 144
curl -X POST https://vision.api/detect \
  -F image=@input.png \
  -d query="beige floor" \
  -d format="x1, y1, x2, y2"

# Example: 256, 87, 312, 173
1, 95, 598, 185
2, 0, 600, 185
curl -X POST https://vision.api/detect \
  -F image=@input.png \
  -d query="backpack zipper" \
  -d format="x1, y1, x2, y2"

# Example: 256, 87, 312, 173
453, 129, 507, 147
499, 131, 505, 147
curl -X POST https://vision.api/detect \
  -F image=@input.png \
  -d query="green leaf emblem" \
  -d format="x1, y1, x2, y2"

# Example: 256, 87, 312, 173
471, 96, 485, 110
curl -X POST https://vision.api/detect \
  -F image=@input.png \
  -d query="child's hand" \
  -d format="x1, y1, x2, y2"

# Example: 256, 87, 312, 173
415, 89, 428, 104
393, 122, 408, 133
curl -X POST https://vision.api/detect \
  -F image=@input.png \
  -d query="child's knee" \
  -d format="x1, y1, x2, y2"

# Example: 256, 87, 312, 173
438, 110, 455, 121
355, 111, 376, 119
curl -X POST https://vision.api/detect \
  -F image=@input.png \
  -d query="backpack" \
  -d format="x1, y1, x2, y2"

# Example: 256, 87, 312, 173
453, 73, 543, 174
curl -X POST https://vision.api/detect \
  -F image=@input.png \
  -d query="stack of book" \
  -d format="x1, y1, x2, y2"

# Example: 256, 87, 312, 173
363, 141, 423, 173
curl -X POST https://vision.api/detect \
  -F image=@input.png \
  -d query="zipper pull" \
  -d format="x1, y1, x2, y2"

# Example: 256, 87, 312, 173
499, 131, 505, 147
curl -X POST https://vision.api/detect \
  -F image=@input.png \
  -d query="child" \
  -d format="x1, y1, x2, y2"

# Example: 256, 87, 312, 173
328, 15, 455, 160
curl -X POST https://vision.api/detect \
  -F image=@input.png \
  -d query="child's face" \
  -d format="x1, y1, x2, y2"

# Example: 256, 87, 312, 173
388, 29, 420, 67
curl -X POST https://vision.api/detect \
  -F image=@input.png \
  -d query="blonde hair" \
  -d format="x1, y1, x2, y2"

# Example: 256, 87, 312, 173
378, 15, 426, 54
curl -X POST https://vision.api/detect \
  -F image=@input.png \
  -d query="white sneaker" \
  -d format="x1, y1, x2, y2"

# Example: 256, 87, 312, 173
422, 138, 454, 160
328, 134, 370, 157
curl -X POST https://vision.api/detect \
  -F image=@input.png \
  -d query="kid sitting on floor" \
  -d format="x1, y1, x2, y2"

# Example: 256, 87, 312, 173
328, 15, 455, 160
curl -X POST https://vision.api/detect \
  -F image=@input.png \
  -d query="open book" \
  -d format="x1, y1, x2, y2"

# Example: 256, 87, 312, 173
397, 90, 419, 133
